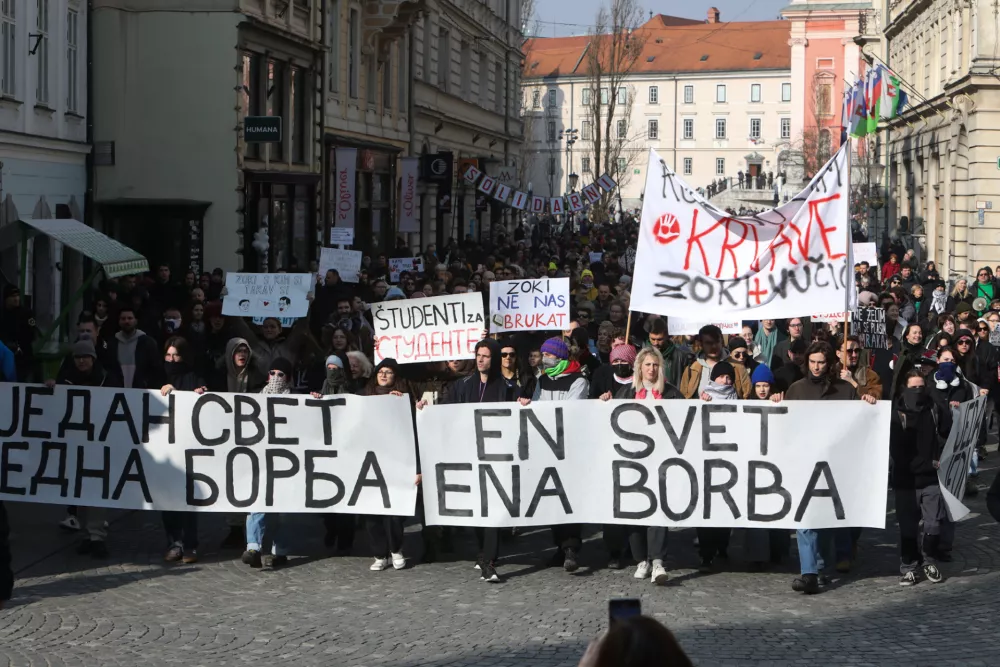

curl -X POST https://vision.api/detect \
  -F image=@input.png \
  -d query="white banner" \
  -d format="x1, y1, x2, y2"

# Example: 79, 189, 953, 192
398, 157, 419, 233
668, 318, 742, 336
489, 278, 570, 333
222, 273, 312, 319
0, 386, 418, 514
853, 242, 878, 274
938, 395, 989, 521
334, 147, 357, 229
372, 292, 485, 364
388, 257, 424, 283
418, 399, 890, 529
329, 227, 355, 246
631, 145, 851, 319
319, 247, 362, 284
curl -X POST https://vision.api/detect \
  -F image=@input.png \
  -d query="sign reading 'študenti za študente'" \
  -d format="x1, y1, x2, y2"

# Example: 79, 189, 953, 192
371, 292, 485, 364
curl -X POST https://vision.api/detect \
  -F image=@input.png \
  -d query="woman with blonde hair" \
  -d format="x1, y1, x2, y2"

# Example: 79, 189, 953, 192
599, 346, 682, 584
951, 278, 970, 303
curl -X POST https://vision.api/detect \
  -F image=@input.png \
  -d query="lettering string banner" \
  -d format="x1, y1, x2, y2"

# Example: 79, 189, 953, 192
938, 394, 989, 521
489, 278, 569, 333
0, 386, 418, 514
631, 144, 852, 319
372, 292, 485, 364
222, 273, 312, 319
461, 164, 617, 214
417, 399, 890, 529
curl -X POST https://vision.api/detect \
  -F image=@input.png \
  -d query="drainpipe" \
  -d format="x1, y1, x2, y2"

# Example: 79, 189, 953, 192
319, 0, 328, 253
503, 1, 511, 236
408, 26, 419, 250
85, 0, 94, 232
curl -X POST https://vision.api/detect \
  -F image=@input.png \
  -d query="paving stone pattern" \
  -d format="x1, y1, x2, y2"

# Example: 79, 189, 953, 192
2, 460, 1000, 666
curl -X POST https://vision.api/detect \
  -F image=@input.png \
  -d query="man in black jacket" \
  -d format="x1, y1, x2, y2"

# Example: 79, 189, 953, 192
105, 306, 162, 389
422, 338, 511, 582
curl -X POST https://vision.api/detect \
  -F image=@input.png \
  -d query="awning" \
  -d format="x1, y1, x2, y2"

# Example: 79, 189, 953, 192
0, 217, 148, 278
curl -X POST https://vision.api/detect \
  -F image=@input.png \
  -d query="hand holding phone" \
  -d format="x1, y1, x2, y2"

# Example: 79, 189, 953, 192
608, 598, 641, 626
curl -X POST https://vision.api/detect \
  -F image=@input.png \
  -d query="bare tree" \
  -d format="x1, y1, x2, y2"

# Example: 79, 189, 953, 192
582, 0, 646, 221
798, 73, 835, 179
516, 0, 541, 195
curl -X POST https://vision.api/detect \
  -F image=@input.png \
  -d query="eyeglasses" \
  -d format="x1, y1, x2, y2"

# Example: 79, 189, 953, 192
731, 351, 745, 358
846, 348, 861, 355
500, 352, 516, 358
979, 327, 989, 333
269, 370, 286, 378
957, 340, 972, 346
577, 313, 591, 319
788, 323, 803, 328
377, 368, 394, 375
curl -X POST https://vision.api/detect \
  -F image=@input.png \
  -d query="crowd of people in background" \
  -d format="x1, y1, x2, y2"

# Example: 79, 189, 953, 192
3, 208, 1000, 609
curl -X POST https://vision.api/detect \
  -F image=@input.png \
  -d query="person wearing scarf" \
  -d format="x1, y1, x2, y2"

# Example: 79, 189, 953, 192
316, 354, 350, 396
753, 320, 785, 372
600, 347, 680, 585
310, 353, 354, 554
522, 336, 589, 572
242, 357, 294, 571
696, 361, 738, 573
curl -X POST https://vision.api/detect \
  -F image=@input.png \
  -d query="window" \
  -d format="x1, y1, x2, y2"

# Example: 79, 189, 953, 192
648, 86, 658, 104
348, 8, 360, 97
35, 0, 48, 104
267, 60, 286, 158
715, 118, 726, 139
241, 53, 263, 159
495, 61, 504, 113
600, 87, 608, 105
817, 82, 832, 115
548, 157, 556, 176
437, 28, 450, 90
780, 117, 791, 139
382, 54, 392, 109
617, 119, 626, 138
683, 118, 694, 139
750, 83, 761, 103
716, 158, 725, 176
329, 0, 340, 92
291, 67, 307, 163
478, 52, 488, 106
66, 8, 78, 111
781, 82, 791, 102
817, 58, 834, 70
367, 53, 377, 104
547, 120, 556, 142
647, 119, 658, 140
460, 41, 471, 97
582, 88, 591, 106
683, 157, 692, 175
617, 86, 626, 104
397, 35, 407, 111
616, 157, 626, 174
532, 89, 540, 108
581, 120, 591, 140
548, 88, 556, 107
750, 118, 761, 139
581, 157, 591, 173
716, 84, 726, 103
683, 85, 693, 103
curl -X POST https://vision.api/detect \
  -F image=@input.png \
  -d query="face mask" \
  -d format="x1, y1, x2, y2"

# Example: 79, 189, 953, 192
937, 361, 957, 382
164, 361, 184, 377
541, 356, 559, 369
326, 367, 346, 384
901, 387, 926, 412
165, 318, 181, 332
612, 364, 632, 379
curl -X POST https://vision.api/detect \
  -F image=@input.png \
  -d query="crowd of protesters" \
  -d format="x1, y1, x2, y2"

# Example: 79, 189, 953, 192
4, 211, 1000, 609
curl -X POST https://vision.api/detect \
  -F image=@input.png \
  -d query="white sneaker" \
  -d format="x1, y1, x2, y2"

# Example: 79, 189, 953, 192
370, 557, 390, 571
634, 560, 651, 579
650, 561, 669, 585
59, 515, 80, 531
391, 552, 406, 570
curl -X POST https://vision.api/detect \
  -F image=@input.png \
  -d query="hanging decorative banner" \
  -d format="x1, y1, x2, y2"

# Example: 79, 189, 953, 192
631, 144, 851, 320
566, 192, 585, 211
531, 196, 546, 214
511, 191, 528, 210
550, 198, 565, 215
398, 157, 419, 233
494, 183, 512, 203
596, 173, 617, 192
462, 163, 482, 185
479, 175, 497, 195
583, 183, 602, 204
334, 147, 357, 229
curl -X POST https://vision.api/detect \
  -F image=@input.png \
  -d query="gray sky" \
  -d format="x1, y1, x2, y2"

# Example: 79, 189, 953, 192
530, 0, 790, 37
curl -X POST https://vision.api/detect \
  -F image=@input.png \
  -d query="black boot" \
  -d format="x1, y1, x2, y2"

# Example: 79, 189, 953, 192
792, 573, 820, 594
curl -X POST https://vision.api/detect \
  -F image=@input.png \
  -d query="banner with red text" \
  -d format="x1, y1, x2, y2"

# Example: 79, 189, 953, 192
334, 148, 357, 229
631, 145, 851, 319
372, 293, 485, 364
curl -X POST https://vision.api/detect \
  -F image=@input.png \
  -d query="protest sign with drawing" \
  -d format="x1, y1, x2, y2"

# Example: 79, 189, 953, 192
489, 278, 569, 333
389, 258, 424, 283
631, 145, 852, 319
938, 394, 990, 521
0, 385, 418, 515
417, 399, 890, 529
319, 247, 363, 283
372, 292, 485, 364
222, 273, 311, 319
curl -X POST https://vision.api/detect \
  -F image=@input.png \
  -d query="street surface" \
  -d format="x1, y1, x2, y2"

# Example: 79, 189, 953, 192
2, 458, 1000, 667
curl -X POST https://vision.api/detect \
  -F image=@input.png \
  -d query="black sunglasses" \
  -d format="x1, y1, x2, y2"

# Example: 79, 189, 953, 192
500, 352, 516, 358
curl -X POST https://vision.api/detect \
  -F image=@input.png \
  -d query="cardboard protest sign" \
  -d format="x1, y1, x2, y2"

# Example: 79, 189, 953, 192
811, 312, 848, 323
0, 386, 418, 514
668, 318, 741, 336
372, 292, 485, 364
851, 306, 887, 349
417, 399, 890, 529
589, 252, 603, 265
222, 273, 311, 319
853, 242, 878, 278
631, 145, 851, 319
938, 394, 990, 521
319, 247, 363, 283
389, 257, 424, 283
489, 278, 569, 333
329, 227, 355, 246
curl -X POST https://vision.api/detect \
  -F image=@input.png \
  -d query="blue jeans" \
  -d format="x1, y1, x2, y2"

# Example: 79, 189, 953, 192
796, 528, 853, 575
246, 513, 286, 555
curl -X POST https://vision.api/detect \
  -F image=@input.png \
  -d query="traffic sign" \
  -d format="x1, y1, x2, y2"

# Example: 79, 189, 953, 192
244, 116, 282, 143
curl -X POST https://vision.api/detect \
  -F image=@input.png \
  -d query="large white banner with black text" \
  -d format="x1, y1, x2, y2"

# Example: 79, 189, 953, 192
0, 385, 418, 514
417, 399, 890, 529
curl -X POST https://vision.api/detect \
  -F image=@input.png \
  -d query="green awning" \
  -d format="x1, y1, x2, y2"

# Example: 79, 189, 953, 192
0, 217, 148, 278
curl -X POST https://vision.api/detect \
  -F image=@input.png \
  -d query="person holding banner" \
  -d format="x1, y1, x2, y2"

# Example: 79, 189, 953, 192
679, 326, 750, 400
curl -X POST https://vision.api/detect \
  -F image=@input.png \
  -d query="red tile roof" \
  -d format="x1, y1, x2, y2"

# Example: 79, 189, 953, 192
523, 15, 791, 79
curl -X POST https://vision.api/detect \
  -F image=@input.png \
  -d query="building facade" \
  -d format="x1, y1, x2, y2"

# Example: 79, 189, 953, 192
881, 0, 995, 278
521, 11, 792, 210
0, 0, 89, 328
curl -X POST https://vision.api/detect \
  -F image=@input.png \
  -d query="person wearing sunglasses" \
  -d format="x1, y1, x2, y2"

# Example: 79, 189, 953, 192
974, 266, 1000, 316
727, 335, 757, 374
498, 341, 536, 399
837, 335, 882, 401
242, 357, 294, 570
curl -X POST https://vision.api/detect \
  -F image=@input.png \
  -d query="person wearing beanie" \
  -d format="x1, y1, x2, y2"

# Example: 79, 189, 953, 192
521, 336, 589, 572
728, 335, 758, 374
750, 363, 775, 400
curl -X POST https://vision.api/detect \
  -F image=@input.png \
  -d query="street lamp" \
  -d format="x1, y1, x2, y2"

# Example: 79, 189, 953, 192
568, 172, 579, 192
867, 162, 886, 241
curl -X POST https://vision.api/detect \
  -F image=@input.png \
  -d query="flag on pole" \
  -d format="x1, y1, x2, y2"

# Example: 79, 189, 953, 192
866, 66, 883, 134
880, 69, 909, 120
848, 81, 868, 138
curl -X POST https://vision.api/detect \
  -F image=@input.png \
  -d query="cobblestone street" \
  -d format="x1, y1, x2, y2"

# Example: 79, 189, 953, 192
2, 459, 1000, 667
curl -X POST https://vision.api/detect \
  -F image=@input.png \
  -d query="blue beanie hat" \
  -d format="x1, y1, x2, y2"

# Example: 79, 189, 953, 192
750, 364, 775, 385
384, 286, 407, 300
541, 337, 569, 360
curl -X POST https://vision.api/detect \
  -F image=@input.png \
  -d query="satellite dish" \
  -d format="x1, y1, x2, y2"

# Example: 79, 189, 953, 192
973, 297, 988, 312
